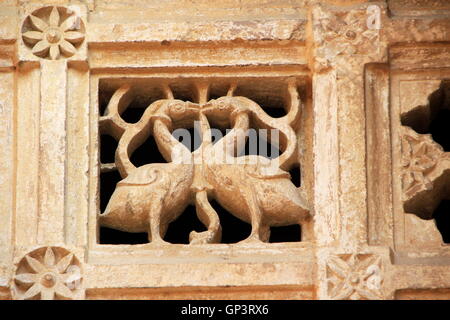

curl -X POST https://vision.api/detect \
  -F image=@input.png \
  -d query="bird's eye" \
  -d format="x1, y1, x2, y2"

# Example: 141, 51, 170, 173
170, 103, 186, 114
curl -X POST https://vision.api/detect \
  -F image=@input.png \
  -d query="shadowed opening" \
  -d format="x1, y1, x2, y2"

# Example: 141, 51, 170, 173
99, 170, 121, 214
130, 135, 166, 167
210, 200, 251, 244
433, 200, 450, 244
401, 80, 450, 243
234, 80, 288, 118
164, 205, 206, 244
270, 224, 301, 242
289, 164, 301, 188
100, 134, 118, 164
401, 80, 450, 151
100, 227, 148, 245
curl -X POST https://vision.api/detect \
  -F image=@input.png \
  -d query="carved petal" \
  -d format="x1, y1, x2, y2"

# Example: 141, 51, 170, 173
29, 15, 48, 32
59, 39, 76, 56
60, 15, 79, 31
412, 141, 426, 156
56, 253, 73, 273
44, 247, 56, 267
25, 255, 46, 273
49, 45, 60, 60
54, 282, 73, 299
412, 171, 425, 183
355, 255, 379, 274
401, 137, 412, 156
22, 31, 43, 43
331, 283, 354, 300
40, 288, 55, 300
22, 283, 41, 300
347, 254, 358, 268
416, 155, 435, 170
49, 7, 60, 27
15, 273, 37, 284
327, 256, 350, 278
64, 31, 84, 43
31, 40, 50, 56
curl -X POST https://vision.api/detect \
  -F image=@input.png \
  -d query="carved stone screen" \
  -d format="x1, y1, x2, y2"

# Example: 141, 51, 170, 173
96, 77, 311, 245
1, 0, 450, 300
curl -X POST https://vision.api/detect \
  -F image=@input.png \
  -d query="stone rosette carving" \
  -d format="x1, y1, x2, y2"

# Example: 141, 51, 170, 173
326, 254, 383, 300
401, 126, 443, 200
21, 6, 85, 60
312, 6, 381, 72
11, 247, 83, 300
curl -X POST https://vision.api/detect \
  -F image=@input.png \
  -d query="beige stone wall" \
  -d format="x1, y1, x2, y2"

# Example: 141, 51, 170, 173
0, 0, 450, 299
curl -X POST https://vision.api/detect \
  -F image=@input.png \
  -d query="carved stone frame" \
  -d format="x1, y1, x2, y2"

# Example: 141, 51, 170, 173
85, 46, 317, 296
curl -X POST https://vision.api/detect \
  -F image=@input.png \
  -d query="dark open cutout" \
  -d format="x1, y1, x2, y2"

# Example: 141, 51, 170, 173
100, 134, 118, 164
99, 170, 122, 214
164, 205, 206, 244
289, 164, 302, 188
210, 200, 251, 244
433, 200, 450, 244
234, 80, 288, 118
270, 224, 301, 242
130, 135, 166, 167
401, 80, 450, 243
120, 105, 146, 124
401, 80, 450, 151
100, 227, 148, 245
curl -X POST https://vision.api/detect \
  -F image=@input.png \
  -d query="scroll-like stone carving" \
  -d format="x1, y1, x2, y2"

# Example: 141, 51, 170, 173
98, 82, 310, 244
21, 6, 85, 60
326, 254, 383, 300
11, 247, 83, 300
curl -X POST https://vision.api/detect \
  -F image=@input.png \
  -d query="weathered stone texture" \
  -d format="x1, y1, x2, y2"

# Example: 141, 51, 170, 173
0, 0, 449, 300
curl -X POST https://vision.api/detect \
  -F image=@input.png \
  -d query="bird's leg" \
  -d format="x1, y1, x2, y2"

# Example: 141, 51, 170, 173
148, 197, 169, 245
189, 190, 222, 244
239, 189, 269, 243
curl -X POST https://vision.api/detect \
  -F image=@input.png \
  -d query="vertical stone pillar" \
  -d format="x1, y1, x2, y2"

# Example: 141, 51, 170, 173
310, 2, 388, 299
15, 4, 87, 247
0, 45, 15, 281
37, 60, 67, 244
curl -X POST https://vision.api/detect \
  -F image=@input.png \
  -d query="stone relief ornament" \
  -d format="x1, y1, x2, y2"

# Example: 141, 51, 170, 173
98, 81, 310, 244
22, 6, 85, 60
312, 6, 381, 72
11, 247, 83, 300
401, 126, 443, 200
326, 254, 383, 300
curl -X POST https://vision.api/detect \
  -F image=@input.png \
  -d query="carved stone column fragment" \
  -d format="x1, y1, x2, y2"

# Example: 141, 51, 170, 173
311, 2, 388, 251
15, 4, 87, 246
0, 43, 16, 281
